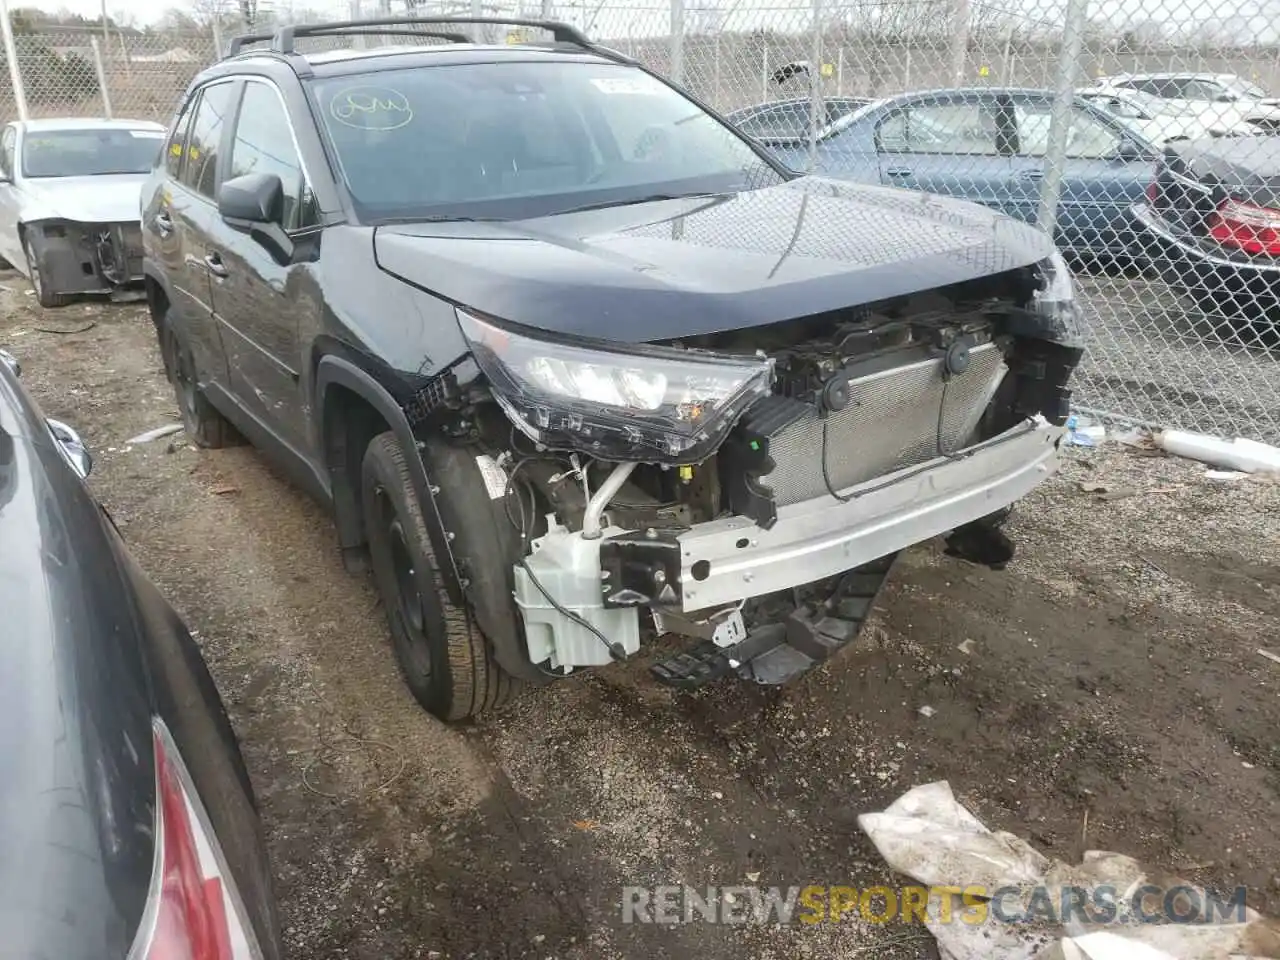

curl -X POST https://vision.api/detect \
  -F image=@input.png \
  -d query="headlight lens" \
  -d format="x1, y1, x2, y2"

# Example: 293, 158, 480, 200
1026, 250, 1084, 347
457, 308, 773, 462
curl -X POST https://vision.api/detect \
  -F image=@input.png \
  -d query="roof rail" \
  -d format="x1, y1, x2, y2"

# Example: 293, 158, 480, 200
224, 27, 473, 59
222, 16, 596, 58
225, 30, 275, 57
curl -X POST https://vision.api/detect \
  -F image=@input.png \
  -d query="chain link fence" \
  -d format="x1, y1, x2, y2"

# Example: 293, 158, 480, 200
2, 0, 1278, 443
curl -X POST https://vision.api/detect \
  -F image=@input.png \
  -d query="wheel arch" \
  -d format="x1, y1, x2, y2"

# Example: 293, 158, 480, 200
314, 354, 465, 604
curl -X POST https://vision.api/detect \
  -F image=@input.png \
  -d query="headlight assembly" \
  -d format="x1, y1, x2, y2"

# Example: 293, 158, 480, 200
456, 307, 773, 463
1026, 250, 1085, 348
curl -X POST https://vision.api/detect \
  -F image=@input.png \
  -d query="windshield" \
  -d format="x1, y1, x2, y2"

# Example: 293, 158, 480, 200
309, 61, 782, 221
21, 127, 164, 178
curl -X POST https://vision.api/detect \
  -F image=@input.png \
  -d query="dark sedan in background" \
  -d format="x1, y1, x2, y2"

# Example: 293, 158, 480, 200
1133, 135, 1280, 326
0, 348, 281, 959
755, 87, 1158, 260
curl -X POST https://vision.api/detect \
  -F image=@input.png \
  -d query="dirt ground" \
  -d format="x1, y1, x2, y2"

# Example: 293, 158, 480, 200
3, 280, 1279, 959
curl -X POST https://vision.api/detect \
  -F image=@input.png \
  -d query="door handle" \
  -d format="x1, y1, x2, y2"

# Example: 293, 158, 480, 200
885, 167, 913, 177
204, 253, 229, 278
1019, 169, 1046, 180
154, 211, 173, 236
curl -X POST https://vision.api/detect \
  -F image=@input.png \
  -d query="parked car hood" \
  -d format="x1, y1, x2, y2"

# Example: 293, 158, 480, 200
16, 173, 147, 223
373, 177, 1055, 342
1168, 135, 1280, 207
0, 385, 155, 959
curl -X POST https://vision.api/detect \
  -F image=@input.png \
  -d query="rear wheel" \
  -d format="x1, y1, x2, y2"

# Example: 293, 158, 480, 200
22, 234, 72, 308
159, 309, 240, 448
361, 431, 515, 721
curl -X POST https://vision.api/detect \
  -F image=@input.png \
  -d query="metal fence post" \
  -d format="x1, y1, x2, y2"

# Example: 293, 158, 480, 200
949, 0, 969, 84
1036, 0, 1089, 237
807, 0, 822, 172
837, 47, 843, 95
90, 36, 112, 118
0, 0, 28, 121
713, 31, 721, 104
212, 17, 224, 59
669, 0, 684, 84
761, 44, 768, 101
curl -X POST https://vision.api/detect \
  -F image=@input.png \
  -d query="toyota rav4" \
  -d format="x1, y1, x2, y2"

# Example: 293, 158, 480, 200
141, 17, 1083, 720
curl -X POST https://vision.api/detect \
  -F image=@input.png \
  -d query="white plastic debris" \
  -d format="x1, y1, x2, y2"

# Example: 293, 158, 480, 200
858, 781, 1275, 960
1064, 415, 1106, 447
126, 423, 184, 445
918, 705, 937, 718
1155, 430, 1280, 475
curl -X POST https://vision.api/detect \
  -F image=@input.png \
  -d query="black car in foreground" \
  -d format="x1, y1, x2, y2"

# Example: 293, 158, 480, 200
141, 16, 1084, 721
1133, 135, 1280, 326
0, 349, 280, 959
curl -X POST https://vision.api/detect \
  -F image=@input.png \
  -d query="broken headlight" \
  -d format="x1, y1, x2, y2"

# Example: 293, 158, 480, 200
457, 308, 773, 463
1024, 250, 1085, 348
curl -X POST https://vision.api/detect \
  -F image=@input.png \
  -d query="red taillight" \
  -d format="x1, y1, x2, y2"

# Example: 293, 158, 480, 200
1145, 178, 1159, 204
1207, 197, 1280, 256
129, 720, 261, 960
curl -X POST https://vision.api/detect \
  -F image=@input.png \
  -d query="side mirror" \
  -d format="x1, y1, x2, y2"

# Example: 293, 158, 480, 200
46, 417, 92, 479
218, 172, 284, 224
0, 348, 19, 377
217, 172, 295, 265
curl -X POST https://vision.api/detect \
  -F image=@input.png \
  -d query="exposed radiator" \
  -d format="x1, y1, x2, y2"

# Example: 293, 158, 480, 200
761, 343, 1009, 506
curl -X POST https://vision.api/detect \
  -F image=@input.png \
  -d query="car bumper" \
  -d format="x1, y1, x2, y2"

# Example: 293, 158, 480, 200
676, 416, 1063, 610
27, 219, 145, 294
1132, 202, 1280, 302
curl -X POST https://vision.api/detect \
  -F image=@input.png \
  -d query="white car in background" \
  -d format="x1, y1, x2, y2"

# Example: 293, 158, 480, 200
0, 118, 166, 307
1091, 72, 1280, 132
1077, 88, 1261, 144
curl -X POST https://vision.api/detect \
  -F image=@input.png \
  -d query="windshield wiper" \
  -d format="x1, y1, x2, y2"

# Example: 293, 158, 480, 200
552, 192, 721, 217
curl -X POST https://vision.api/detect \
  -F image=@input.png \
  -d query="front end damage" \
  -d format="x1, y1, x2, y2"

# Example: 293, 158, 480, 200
23, 218, 146, 300
423, 254, 1083, 689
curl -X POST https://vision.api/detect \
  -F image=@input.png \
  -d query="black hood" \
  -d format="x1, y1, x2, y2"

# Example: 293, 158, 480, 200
373, 177, 1055, 343
1168, 135, 1280, 207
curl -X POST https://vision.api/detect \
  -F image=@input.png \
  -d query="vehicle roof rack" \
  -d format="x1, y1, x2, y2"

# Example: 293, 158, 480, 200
226, 16, 596, 58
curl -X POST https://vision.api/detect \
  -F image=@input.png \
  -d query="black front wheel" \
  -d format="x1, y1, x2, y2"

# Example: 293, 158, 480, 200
360, 432, 514, 721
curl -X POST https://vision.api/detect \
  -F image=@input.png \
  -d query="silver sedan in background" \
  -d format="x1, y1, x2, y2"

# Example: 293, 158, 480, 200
0, 118, 166, 307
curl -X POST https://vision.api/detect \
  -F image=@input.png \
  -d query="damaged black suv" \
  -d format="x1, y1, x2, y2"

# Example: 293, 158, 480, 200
141, 17, 1083, 720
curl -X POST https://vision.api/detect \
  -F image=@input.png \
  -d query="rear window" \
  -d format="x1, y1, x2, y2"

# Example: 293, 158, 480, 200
308, 60, 780, 221
21, 128, 165, 178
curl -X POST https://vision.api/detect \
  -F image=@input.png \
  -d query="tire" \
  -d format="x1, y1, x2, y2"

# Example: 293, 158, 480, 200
159, 309, 240, 448
361, 431, 515, 721
22, 234, 73, 308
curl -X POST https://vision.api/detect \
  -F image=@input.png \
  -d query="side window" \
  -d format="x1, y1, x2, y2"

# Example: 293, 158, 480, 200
877, 101, 1001, 155
165, 95, 197, 178
738, 105, 805, 140
1014, 104, 1122, 160
227, 82, 315, 229
0, 127, 14, 178
180, 82, 236, 199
